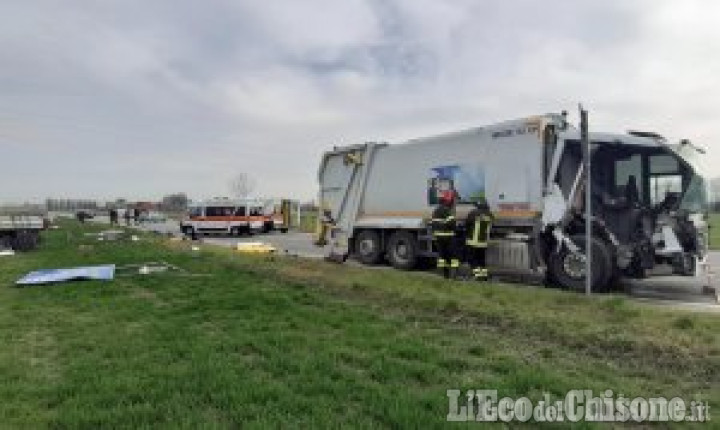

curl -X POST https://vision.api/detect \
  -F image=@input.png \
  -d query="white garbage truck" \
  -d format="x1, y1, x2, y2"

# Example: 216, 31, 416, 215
317, 112, 711, 292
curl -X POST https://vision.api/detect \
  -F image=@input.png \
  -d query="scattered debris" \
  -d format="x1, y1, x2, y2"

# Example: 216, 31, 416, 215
116, 261, 209, 277
235, 242, 276, 254
16, 265, 115, 286
78, 244, 95, 254
84, 229, 133, 241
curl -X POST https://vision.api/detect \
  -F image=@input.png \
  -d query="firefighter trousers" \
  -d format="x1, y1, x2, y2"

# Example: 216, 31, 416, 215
435, 236, 460, 278
465, 246, 488, 280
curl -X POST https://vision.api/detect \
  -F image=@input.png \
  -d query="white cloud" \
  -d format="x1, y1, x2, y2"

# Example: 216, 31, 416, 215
0, 0, 718, 203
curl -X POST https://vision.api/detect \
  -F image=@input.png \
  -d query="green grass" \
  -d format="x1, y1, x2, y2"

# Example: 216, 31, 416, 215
710, 212, 720, 250
0, 221, 718, 427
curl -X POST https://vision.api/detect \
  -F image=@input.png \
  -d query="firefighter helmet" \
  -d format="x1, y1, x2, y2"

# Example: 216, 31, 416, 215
439, 190, 456, 206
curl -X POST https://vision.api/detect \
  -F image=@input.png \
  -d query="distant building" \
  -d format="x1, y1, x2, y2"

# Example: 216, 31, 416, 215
45, 199, 98, 212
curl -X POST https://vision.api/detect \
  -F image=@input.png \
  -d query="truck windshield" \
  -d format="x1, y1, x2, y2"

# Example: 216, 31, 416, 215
591, 143, 707, 214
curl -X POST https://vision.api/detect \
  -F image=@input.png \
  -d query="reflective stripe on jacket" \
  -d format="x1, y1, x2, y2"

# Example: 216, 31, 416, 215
466, 210, 492, 248
430, 205, 456, 238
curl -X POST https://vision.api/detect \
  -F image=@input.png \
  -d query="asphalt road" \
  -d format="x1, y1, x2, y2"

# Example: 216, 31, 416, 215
133, 220, 720, 310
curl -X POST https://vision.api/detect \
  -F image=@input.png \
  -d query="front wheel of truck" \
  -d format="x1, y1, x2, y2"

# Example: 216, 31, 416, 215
549, 235, 612, 293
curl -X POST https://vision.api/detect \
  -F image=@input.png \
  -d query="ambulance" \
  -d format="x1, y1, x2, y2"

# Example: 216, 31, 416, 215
180, 198, 266, 236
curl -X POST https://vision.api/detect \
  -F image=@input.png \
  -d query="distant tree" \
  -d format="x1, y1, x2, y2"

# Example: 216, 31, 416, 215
229, 173, 256, 199
161, 193, 189, 212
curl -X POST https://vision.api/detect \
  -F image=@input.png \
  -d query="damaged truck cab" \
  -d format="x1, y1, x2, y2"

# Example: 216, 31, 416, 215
541, 123, 710, 291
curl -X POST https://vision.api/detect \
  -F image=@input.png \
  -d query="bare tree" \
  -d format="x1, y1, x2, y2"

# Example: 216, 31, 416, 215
229, 173, 256, 199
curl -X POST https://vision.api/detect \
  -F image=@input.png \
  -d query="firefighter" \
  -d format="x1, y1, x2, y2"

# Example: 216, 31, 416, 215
431, 190, 459, 278
465, 197, 493, 280
109, 208, 119, 225
314, 209, 335, 247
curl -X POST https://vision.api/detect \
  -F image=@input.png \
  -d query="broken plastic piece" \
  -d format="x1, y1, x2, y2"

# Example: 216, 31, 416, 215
235, 242, 276, 253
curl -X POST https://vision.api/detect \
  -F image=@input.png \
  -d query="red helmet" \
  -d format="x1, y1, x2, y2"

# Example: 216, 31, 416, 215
439, 190, 456, 205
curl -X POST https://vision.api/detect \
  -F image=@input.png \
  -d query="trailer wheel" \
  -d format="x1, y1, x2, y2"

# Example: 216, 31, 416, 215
386, 231, 418, 270
355, 230, 383, 265
0, 235, 13, 250
12, 231, 38, 252
549, 235, 612, 293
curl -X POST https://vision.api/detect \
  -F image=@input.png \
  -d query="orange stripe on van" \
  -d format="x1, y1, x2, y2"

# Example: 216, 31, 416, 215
190, 216, 267, 222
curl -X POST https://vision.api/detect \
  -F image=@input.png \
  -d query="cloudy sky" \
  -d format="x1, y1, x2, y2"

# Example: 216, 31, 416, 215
1, 0, 718, 203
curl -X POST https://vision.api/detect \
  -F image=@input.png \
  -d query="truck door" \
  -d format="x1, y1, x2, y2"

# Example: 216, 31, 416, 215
318, 146, 369, 232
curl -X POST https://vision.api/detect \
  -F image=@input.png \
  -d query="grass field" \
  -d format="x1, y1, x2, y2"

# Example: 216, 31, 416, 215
710, 212, 720, 250
0, 221, 718, 427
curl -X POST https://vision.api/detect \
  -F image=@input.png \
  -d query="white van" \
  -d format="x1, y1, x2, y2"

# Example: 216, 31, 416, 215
180, 199, 266, 236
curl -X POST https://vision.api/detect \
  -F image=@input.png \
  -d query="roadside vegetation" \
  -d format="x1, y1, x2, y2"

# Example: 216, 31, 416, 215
0, 220, 717, 427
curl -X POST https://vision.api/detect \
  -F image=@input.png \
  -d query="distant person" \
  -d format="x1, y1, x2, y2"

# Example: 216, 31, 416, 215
314, 209, 335, 247
76, 211, 90, 224
109, 209, 119, 225
123, 208, 132, 226
133, 208, 140, 225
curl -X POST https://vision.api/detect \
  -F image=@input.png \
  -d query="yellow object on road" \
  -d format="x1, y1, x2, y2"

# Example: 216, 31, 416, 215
235, 242, 277, 254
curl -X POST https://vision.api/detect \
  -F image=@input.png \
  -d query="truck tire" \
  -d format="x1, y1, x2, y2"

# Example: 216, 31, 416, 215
355, 230, 383, 265
549, 235, 612, 293
386, 231, 418, 270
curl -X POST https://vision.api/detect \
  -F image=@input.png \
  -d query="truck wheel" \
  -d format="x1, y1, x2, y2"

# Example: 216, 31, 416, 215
280, 228, 288, 234
355, 230, 382, 265
549, 235, 612, 293
386, 231, 418, 270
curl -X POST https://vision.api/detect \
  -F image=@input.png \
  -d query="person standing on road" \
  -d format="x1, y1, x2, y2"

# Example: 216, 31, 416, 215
133, 207, 140, 225
314, 209, 335, 247
431, 190, 459, 279
109, 208, 119, 225
123, 208, 131, 226
464, 197, 493, 280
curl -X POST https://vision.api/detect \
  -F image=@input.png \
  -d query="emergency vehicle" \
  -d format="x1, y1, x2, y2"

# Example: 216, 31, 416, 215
180, 198, 266, 236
